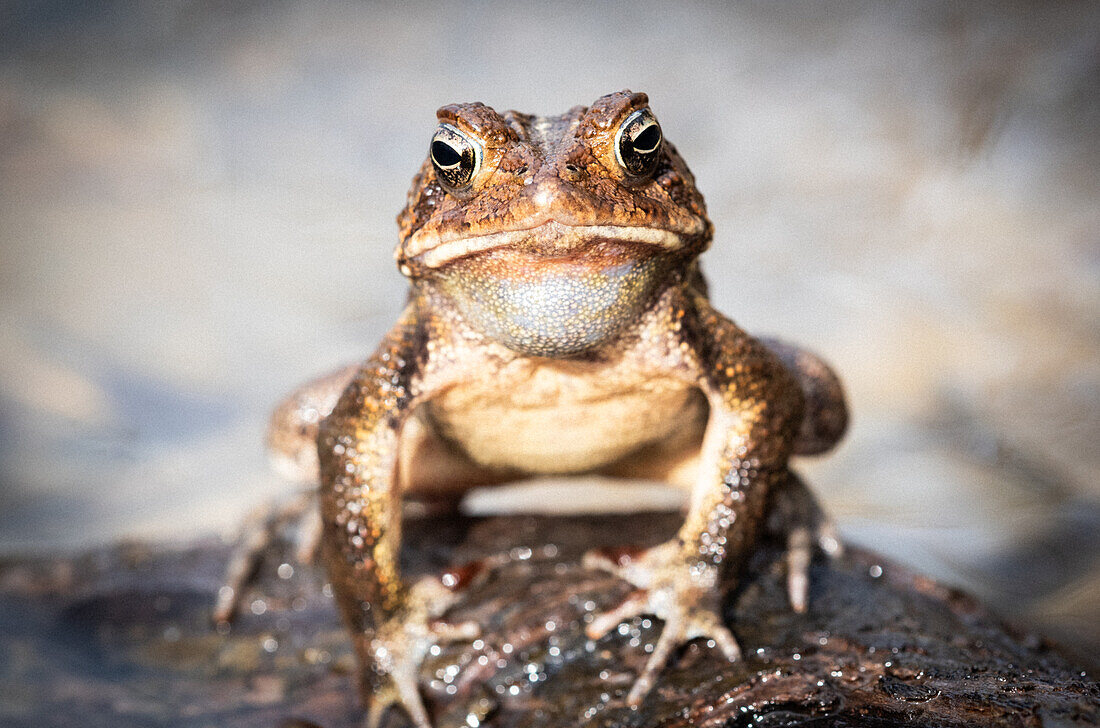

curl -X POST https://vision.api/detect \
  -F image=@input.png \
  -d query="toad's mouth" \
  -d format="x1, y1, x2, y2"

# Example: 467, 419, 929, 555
403, 220, 692, 269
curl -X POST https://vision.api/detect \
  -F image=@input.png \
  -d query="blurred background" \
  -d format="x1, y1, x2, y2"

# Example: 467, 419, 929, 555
1, 1, 1097, 667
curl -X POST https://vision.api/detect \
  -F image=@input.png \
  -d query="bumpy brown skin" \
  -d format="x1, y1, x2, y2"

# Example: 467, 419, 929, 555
310, 91, 847, 727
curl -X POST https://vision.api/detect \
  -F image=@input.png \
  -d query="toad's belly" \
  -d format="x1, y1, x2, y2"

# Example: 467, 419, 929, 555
424, 372, 706, 474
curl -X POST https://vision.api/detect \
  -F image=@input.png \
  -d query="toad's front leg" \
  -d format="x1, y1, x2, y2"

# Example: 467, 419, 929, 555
318, 307, 475, 728
587, 300, 804, 706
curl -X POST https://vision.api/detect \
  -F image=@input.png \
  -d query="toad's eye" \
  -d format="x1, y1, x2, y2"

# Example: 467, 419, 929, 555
615, 108, 663, 178
429, 124, 481, 191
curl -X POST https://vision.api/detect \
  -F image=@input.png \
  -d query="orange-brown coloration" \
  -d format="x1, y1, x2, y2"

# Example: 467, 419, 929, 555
395, 91, 710, 276
282, 91, 849, 727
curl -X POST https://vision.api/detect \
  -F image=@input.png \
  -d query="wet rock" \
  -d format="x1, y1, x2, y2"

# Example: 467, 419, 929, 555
0, 512, 1096, 727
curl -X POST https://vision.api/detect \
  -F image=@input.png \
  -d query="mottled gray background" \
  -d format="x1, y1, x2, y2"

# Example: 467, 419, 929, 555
1, 1, 1097, 665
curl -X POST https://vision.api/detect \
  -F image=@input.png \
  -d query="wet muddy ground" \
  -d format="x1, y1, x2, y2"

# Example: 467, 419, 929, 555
1, 513, 1096, 727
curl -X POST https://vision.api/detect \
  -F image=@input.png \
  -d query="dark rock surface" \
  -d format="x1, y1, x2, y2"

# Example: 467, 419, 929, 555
1, 512, 1096, 727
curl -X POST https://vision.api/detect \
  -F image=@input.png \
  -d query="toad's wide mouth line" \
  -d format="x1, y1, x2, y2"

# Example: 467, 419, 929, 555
404, 221, 693, 269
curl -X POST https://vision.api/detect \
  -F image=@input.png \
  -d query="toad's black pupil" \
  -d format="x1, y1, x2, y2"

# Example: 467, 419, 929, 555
431, 140, 462, 168
633, 124, 661, 153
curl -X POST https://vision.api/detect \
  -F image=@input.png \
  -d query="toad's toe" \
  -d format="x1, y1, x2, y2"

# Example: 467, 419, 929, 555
583, 540, 742, 707
364, 576, 481, 728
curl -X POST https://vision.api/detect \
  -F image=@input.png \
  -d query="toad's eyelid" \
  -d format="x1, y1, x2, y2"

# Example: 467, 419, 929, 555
436, 123, 472, 143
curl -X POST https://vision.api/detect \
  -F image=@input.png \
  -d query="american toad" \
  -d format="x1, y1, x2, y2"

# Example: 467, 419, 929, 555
270, 91, 847, 727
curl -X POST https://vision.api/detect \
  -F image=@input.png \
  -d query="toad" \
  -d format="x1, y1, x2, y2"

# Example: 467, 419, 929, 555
266, 91, 847, 727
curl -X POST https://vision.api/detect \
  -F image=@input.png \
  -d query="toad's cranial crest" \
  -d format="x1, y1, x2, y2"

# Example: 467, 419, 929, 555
267, 90, 848, 728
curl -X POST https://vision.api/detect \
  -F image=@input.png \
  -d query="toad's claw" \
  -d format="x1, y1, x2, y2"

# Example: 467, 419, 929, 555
365, 576, 481, 728
583, 542, 741, 707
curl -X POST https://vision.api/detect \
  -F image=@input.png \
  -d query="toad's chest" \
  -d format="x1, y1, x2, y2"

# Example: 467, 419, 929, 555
422, 363, 704, 473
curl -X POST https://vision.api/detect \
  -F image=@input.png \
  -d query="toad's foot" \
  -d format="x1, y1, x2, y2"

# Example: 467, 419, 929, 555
767, 474, 842, 613
213, 490, 321, 624
365, 575, 481, 728
583, 541, 740, 707
214, 492, 463, 626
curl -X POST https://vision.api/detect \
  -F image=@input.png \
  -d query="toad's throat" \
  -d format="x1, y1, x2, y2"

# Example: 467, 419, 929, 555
434, 243, 668, 357
409, 221, 686, 269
